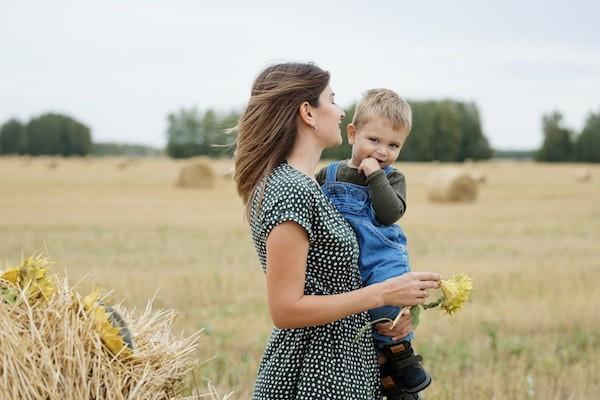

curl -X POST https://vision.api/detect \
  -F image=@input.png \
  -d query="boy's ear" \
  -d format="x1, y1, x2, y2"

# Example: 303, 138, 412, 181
298, 101, 316, 128
347, 123, 357, 145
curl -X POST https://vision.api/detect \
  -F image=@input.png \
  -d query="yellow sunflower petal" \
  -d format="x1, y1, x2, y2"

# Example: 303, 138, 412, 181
0, 267, 20, 285
83, 290, 133, 358
440, 273, 473, 315
1, 256, 56, 303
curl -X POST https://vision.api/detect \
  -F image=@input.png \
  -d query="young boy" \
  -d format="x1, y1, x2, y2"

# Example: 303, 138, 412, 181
316, 89, 431, 398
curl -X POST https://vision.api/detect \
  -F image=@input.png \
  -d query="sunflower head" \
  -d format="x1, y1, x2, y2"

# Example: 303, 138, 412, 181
83, 290, 134, 358
0, 255, 56, 303
440, 273, 473, 315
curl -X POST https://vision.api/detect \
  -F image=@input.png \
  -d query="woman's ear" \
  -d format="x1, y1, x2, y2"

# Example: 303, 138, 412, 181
298, 101, 316, 129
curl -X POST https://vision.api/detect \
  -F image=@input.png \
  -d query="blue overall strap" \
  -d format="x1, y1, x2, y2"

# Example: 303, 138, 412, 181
325, 161, 341, 183
383, 165, 394, 176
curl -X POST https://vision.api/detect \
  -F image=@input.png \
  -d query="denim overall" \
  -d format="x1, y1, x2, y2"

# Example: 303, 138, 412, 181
321, 161, 413, 346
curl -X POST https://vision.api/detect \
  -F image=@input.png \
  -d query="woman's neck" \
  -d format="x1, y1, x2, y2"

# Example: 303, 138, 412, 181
286, 146, 322, 181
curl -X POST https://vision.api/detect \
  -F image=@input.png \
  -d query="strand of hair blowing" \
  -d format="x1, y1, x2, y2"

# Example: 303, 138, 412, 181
234, 63, 329, 216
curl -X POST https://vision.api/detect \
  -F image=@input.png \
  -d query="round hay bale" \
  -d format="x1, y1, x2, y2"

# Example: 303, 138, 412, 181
427, 168, 478, 202
0, 255, 203, 400
575, 168, 591, 182
469, 170, 486, 184
176, 160, 216, 189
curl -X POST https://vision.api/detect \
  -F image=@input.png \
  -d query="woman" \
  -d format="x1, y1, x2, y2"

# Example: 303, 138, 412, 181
234, 62, 440, 399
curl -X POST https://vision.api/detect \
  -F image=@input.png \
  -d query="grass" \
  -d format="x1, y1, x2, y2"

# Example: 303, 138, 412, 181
1, 156, 599, 399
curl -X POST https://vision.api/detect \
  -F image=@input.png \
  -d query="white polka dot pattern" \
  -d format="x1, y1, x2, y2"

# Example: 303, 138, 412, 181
249, 162, 380, 399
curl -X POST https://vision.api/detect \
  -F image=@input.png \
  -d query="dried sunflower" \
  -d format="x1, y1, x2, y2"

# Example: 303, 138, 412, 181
0, 255, 56, 303
440, 273, 473, 315
83, 290, 135, 358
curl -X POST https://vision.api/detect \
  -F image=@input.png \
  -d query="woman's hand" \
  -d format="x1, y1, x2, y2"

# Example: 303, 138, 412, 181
375, 309, 413, 340
380, 272, 441, 307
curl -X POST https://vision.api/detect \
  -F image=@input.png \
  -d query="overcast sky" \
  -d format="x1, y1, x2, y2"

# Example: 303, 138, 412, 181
2, 1, 599, 150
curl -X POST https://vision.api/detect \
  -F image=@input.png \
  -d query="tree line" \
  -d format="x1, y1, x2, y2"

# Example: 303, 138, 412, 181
536, 109, 600, 162
165, 100, 494, 162
0, 114, 92, 156
3, 104, 598, 162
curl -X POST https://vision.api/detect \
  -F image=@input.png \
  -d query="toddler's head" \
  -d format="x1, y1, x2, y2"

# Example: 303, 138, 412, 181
348, 89, 412, 169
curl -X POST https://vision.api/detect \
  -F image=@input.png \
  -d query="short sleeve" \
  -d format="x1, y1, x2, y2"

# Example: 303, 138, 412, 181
261, 181, 315, 243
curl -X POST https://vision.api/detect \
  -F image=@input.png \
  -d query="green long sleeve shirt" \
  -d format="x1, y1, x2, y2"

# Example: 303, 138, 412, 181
315, 160, 407, 225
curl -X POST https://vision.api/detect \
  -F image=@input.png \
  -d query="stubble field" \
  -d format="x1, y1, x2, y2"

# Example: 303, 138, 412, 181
1, 156, 599, 399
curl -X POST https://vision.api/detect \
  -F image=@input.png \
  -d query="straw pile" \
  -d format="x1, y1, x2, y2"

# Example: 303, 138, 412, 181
427, 168, 478, 202
575, 168, 592, 182
176, 159, 215, 189
0, 255, 203, 400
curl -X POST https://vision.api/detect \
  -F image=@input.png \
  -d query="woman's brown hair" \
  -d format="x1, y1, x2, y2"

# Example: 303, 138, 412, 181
234, 62, 330, 215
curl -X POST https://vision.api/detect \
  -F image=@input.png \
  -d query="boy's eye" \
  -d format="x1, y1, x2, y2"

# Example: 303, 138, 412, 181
390, 144, 400, 149
369, 138, 378, 143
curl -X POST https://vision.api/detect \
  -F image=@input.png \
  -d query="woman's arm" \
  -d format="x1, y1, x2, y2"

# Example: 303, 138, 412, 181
265, 221, 439, 329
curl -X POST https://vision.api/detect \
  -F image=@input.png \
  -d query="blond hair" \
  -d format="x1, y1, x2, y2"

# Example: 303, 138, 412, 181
352, 88, 412, 132
234, 62, 330, 215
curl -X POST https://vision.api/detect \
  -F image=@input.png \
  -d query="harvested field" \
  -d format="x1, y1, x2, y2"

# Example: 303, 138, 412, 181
1, 156, 599, 399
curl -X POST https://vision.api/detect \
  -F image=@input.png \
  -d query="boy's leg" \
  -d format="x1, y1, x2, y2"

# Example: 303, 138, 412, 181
380, 340, 431, 394
379, 356, 423, 400
371, 305, 431, 395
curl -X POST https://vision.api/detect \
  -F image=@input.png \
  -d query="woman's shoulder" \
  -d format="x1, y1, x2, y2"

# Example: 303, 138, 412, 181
258, 163, 320, 213
266, 162, 319, 195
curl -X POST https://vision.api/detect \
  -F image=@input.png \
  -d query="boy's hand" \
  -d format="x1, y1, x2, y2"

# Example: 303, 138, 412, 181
358, 157, 381, 177
375, 312, 413, 340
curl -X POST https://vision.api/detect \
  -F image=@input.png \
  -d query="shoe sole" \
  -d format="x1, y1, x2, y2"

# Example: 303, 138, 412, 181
404, 372, 432, 394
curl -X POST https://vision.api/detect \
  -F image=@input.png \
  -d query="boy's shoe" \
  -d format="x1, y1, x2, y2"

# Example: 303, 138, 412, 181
381, 341, 431, 394
380, 362, 423, 399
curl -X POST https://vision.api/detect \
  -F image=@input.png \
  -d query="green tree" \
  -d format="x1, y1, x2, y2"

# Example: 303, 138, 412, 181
25, 113, 91, 156
456, 102, 492, 161
166, 107, 239, 158
574, 108, 600, 162
166, 107, 203, 158
401, 101, 436, 161
536, 111, 573, 162
0, 119, 26, 154
431, 101, 462, 161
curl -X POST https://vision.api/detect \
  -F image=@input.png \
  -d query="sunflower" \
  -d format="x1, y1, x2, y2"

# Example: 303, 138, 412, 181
440, 273, 473, 315
0, 255, 56, 303
83, 290, 135, 358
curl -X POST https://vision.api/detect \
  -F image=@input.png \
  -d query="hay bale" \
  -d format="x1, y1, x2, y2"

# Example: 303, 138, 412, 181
427, 168, 478, 202
176, 160, 216, 189
575, 168, 591, 182
0, 256, 203, 400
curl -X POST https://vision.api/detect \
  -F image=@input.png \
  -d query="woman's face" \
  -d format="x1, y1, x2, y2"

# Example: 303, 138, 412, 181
312, 85, 346, 148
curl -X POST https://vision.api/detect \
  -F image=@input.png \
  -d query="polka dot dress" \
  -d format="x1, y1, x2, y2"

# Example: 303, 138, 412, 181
249, 162, 380, 400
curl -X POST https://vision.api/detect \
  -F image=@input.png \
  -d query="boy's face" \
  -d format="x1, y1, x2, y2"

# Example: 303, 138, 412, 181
347, 117, 410, 169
